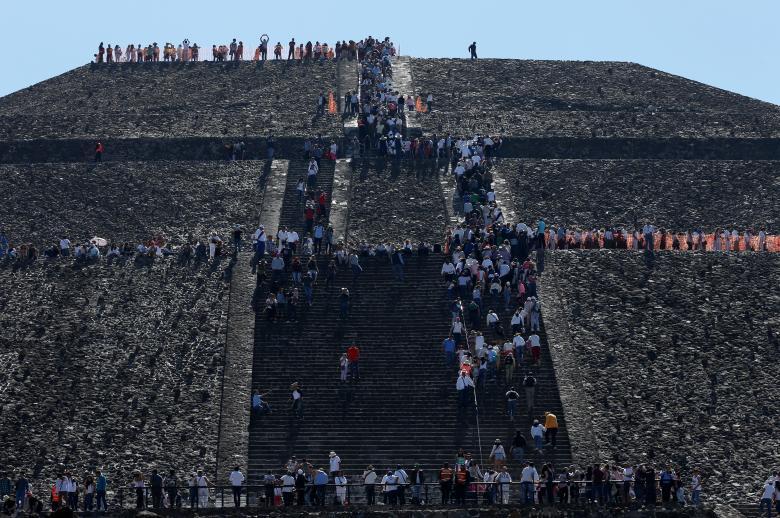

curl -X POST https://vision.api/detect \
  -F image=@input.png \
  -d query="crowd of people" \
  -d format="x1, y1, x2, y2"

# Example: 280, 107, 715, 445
92, 37, 384, 64
0, 229, 247, 270
6, 462, 780, 511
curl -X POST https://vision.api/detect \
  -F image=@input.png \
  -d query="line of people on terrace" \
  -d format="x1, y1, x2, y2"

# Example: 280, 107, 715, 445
0, 229, 248, 268
20, 461, 772, 512
92, 36, 388, 63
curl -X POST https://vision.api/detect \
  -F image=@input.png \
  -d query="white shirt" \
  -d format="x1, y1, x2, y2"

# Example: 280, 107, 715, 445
761, 481, 775, 499
441, 262, 456, 275
288, 231, 300, 243
330, 456, 341, 472
253, 228, 266, 242
281, 474, 295, 492
456, 375, 474, 390
229, 471, 245, 486
623, 467, 634, 481
520, 466, 539, 483
59, 239, 71, 250
363, 471, 377, 485
529, 334, 541, 348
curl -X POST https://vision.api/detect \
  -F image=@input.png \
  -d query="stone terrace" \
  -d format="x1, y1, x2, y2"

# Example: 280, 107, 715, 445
0, 161, 264, 245
0, 61, 342, 139
542, 251, 780, 504
0, 258, 230, 488
411, 59, 780, 138
494, 159, 779, 233
346, 159, 447, 246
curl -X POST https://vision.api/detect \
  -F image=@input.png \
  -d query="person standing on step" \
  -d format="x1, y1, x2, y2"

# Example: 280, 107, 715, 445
290, 382, 303, 419
505, 386, 520, 421
530, 420, 546, 451
544, 411, 559, 448
347, 343, 360, 381
468, 41, 477, 59
487, 309, 504, 337
496, 466, 512, 505
295, 469, 307, 506
453, 465, 469, 506
456, 370, 474, 408
339, 353, 349, 383
329, 452, 342, 479
439, 463, 453, 505
381, 469, 397, 505
489, 439, 506, 470
296, 176, 305, 204
280, 471, 295, 506
229, 466, 244, 508
391, 247, 405, 282
520, 462, 539, 504
393, 466, 409, 506
443, 334, 456, 367
362, 466, 377, 505
511, 430, 526, 464
409, 465, 425, 505
94, 141, 104, 163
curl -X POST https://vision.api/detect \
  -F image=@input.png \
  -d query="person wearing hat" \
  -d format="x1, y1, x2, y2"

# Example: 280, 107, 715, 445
489, 439, 506, 470
362, 465, 377, 505
329, 452, 342, 478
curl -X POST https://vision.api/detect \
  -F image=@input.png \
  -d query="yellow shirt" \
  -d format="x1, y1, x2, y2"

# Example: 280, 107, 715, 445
544, 413, 558, 429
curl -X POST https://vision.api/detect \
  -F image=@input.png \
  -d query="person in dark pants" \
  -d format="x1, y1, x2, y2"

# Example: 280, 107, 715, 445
229, 467, 245, 507
263, 471, 275, 507
468, 42, 477, 59
363, 466, 377, 505
659, 466, 674, 503
150, 470, 163, 508
189, 473, 198, 508
165, 471, 178, 510
94, 142, 104, 162
295, 469, 307, 505
453, 466, 469, 506
439, 463, 453, 504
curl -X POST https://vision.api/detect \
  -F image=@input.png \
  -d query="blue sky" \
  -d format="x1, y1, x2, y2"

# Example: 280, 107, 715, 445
1, 0, 778, 104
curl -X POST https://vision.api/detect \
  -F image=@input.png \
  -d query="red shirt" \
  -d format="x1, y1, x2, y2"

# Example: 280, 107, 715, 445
347, 346, 360, 362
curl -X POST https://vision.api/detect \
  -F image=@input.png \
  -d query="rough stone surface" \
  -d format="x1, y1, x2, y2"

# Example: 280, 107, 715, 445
0, 258, 230, 489
347, 159, 446, 246
216, 252, 256, 484
0, 61, 342, 139
411, 59, 780, 138
542, 251, 780, 505
0, 161, 264, 245
494, 159, 780, 233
